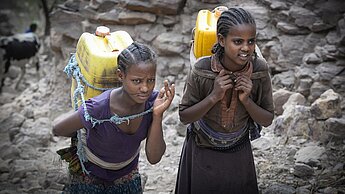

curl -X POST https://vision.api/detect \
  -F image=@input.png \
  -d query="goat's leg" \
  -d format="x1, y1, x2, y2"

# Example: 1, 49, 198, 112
0, 78, 4, 92
4, 59, 10, 74
35, 59, 39, 71
15, 65, 25, 90
0, 69, 4, 92
34, 56, 40, 80
0, 60, 11, 92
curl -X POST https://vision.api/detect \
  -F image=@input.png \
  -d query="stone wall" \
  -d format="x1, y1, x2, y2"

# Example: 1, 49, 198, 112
50, 0, 345, 103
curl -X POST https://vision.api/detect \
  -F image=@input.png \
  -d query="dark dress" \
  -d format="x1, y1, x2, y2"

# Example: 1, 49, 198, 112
175, 55, 274, 194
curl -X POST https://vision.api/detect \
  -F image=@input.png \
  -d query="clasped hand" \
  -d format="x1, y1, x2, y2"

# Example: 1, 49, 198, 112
211, 69, 252, 103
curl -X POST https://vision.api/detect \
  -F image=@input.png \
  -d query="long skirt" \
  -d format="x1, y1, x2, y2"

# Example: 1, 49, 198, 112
63, 168, 142, 194
175, 131, 259, 194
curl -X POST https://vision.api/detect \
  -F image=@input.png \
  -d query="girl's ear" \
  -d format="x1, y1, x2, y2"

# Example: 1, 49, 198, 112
117, 69, 124, 81
217, 33, 225, 47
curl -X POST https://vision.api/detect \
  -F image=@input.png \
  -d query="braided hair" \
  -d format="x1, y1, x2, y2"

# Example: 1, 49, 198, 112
211, 7, 256, 58
117, 42, 157, 74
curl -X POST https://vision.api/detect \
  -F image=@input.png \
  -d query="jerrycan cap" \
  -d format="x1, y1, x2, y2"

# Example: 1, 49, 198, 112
95, 26, 110, 37
214, 6, 228, 17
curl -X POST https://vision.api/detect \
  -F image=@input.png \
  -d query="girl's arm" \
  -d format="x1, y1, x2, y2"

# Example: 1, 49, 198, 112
179, 93, 218, 125
241, 98, 273, 127
179, 69, 233, 125
145, 81, 175, 164
235, 75, 274, 127
145, 114, 165, 164
52, 110, 84, 137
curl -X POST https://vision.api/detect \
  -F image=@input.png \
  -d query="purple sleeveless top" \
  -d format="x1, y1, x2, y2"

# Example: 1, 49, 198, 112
78, 89, 158, 181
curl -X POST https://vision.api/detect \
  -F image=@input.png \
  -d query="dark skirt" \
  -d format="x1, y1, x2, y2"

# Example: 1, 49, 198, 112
175, 131, 259, 194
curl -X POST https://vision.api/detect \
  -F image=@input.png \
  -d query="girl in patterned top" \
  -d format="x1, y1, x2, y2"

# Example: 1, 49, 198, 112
176, 7, 274, 194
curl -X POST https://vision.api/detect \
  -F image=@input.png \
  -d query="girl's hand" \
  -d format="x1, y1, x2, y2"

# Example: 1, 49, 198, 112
235, 75, 252, 103
210, 69, 233, 101
153, 80, 175, 116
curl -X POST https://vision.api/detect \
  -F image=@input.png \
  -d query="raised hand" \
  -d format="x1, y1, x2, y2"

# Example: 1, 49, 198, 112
153, 80, 175, 116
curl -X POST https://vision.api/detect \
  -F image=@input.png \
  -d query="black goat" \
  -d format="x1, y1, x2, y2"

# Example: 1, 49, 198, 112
0, 27, 40, 91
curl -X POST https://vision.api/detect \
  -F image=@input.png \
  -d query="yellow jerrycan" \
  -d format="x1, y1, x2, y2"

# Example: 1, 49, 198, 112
193, 6, 228, 59
70, 26, 133, 107
192, 6, 264, 63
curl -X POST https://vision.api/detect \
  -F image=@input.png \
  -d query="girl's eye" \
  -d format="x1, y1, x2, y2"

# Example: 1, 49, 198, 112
148, 79, 155, 83
234, 40, 242, 45
248, 39, 256, 45
132, 79, 141, 84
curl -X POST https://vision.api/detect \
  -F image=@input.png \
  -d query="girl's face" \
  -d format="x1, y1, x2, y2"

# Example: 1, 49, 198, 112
119, 62, 156, 104
218, 24, 256, 72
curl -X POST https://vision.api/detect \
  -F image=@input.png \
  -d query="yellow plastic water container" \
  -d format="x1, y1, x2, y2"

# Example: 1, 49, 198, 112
71, 26, 133, 107
193, 6, 228, 59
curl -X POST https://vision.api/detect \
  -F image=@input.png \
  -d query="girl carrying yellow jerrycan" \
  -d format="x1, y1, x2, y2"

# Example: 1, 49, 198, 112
190, 6, 264, 65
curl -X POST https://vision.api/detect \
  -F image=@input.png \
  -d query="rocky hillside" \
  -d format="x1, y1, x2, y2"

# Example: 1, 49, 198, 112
0, 0, 344, 193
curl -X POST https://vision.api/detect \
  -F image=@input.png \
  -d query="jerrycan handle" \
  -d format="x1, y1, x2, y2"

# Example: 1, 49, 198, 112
105, 35, 119, 52
95, 26, 119, 52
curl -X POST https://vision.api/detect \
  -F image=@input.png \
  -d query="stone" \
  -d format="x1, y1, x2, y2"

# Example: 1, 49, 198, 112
310, 89, 342, 120
276, 22, 310, 35
294, 145, 326, 167
272, 71, 296, 90
118, 11, 157, 25
289, 6, 317, 29
310, 19, 335, 32
272, 89, 294, 115
302, 53, 322, 65
295, 78, 313, 97
50, 10, 84, 40
270, 1, 288, 10
96, 9, 120, 25
315, 62, 344, 82
283, 93, 306, 111
293, 162, 314, 177
263, 183, 296, 194
0, 113, 25, 132
325, 117, 345, 143
152, 32, 189, 55
308, 82, 329, 102
0, 143, 20, 160
251, 137, 273, 151
123, 0, 185, 15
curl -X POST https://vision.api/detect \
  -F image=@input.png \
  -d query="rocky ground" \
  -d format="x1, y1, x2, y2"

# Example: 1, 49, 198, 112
0, 54, 344, 194
139, 117, 345, 194
0, 0, 345, 193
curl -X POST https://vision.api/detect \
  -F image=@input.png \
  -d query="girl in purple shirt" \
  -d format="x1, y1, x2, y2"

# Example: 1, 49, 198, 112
53, 42, 175, 193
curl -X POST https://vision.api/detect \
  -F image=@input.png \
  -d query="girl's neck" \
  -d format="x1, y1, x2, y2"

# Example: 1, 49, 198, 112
111, 88, 145, 114
220, 55, 246, 72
